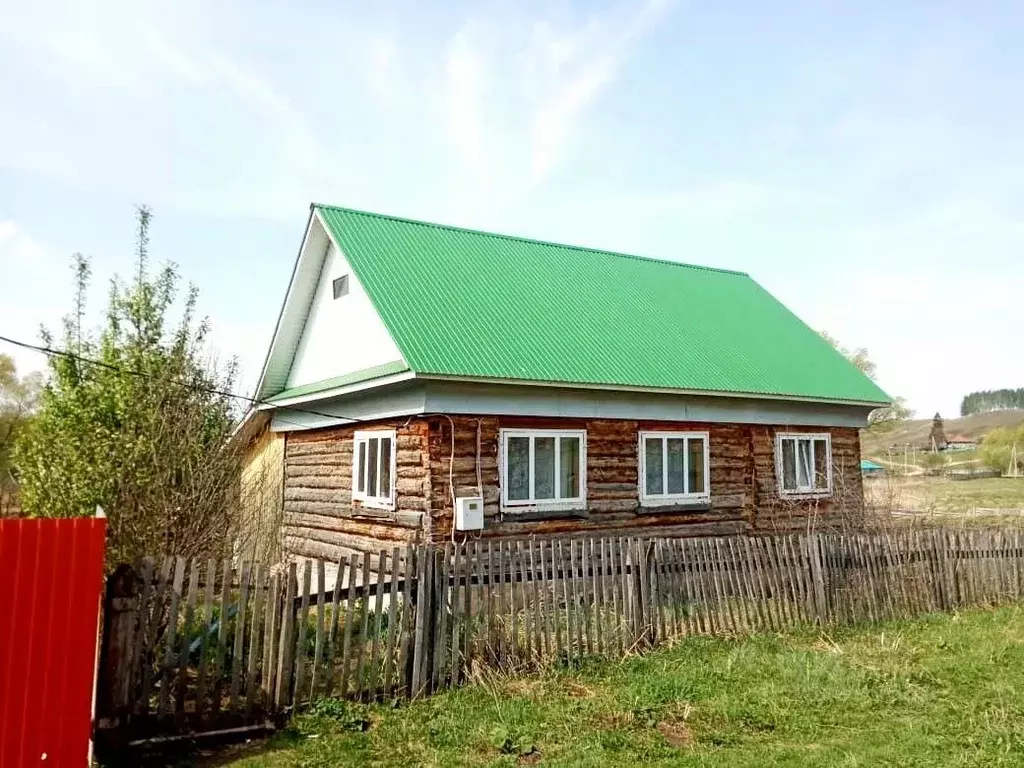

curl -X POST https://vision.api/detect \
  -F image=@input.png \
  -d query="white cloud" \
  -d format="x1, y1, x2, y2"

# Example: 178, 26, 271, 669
0, 223, 59, 376
0, 221, 47, 267
445, 26, 491, 187
142, 26, 207, 86
439, 0, 676, 199
366, 37, 400, 106
529, 0, 675, 184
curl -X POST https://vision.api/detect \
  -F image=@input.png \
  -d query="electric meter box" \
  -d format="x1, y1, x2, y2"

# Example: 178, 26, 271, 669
454, 497, 484, 531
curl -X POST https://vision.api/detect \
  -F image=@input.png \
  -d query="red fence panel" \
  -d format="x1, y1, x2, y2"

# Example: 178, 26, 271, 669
0, 518, 106, 767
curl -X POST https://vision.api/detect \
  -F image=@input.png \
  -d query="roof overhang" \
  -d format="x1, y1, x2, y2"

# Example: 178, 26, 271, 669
257, 368, 890, 413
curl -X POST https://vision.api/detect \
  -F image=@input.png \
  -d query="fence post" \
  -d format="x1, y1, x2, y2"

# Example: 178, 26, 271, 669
274, 562, 297, 712
631, 539, 649, 647
645, 539, 660, 645
410, 545, 433, 699
807, 534, 828, 625
95, 564, 141, 728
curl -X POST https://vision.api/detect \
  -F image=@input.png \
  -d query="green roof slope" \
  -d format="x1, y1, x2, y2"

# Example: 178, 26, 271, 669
316, 205, 890, 405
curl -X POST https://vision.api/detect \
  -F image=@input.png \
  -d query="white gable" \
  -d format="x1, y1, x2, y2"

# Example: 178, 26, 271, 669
287, 240, 403, 388
255, 211, 406, 400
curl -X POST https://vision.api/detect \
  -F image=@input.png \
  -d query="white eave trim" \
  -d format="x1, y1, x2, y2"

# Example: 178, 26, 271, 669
256, 370, 417, 409
253, 208, 317, 402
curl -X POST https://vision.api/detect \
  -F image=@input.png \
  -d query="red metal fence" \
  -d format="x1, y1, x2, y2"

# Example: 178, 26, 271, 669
0, 518, 106, 767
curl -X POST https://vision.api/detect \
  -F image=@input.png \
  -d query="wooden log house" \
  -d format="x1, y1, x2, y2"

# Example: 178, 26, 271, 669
240, 205, 890, 562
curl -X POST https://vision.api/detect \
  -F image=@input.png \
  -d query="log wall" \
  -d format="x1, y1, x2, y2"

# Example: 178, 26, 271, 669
279, 414, 864, 557
749, 425, 864, 533
281, 419, 431, 561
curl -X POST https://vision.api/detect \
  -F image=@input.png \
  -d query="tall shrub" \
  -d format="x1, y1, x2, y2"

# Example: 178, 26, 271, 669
14, 207, 243, 565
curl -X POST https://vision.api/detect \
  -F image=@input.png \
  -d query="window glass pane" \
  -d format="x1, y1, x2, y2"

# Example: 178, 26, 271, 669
507, 437, 530, 501
367, 438, 380, 497
781, 439, 796, 491
534, 437, 556, 499
688, 438, 705, 494
645, 437, 663, 495
666, 438, 685, 494
356, 441, 366, 493
813, 439, 829, 490
796, 439, 812, 488
379, 437, 392, 498
559, 437, 581, 499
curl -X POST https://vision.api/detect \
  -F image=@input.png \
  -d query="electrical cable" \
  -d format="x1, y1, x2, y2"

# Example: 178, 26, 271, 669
0, 333, 369, 428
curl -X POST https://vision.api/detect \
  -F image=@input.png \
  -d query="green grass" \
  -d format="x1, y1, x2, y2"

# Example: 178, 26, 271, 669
223, 606, 1024, 767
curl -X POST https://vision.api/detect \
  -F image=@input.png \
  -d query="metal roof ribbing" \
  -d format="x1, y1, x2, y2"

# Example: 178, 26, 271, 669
314, 204, 890, 405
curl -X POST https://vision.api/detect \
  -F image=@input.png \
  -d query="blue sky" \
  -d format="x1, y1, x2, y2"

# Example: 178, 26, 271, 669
1, 0, 1021, 417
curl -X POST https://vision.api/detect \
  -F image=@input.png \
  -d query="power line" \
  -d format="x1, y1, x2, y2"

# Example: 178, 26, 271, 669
0, 334, 366, 427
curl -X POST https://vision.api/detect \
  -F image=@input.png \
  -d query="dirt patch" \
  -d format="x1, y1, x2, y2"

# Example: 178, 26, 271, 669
657, 720, 694, 748
594, 711, 631, 730
501, 679, 547, 698
564, 680, 596, 698
516, 747, 543, 764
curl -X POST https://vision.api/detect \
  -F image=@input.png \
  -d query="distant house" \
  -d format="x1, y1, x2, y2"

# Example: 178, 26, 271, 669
945, 435, 977, 451
860, 460, 885, 476
241, 204, 891, 562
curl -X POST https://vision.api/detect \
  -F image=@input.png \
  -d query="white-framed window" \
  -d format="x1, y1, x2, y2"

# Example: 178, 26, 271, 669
352, 430, 396, 509
639, 431, 710, 505
776, 433, 832, 496
499, 429, 586, 512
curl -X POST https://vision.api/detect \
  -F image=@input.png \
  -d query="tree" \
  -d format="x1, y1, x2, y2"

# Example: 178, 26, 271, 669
820, 331, 876, 379
13, 207, 243, 566
820, 331, 912, 431
979, 425, 1024, 475
929, 413, 947, 451
0, 355, 43, 514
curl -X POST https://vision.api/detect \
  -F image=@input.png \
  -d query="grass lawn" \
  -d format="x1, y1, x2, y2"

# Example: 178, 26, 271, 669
219, 606, 1024, 767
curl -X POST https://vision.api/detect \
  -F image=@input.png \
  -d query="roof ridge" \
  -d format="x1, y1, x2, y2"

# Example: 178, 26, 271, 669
312, 202, 749, 277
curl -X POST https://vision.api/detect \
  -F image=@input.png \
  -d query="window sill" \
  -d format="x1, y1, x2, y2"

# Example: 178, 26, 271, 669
500, 508, 590, 523
778, 491, 832, 501
352, 500, 397, 517
638, 501, 712, 514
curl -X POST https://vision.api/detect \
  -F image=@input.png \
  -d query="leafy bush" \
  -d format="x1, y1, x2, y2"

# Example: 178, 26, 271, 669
979, 426, 1024, 475
308, 697, 371, 731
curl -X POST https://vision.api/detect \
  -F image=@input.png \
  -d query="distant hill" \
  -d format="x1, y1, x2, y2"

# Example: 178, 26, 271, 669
861, 410, 1024, 458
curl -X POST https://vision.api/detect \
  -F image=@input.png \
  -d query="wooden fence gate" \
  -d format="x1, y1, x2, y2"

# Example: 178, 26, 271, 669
0, 518, 107, 767
95, 528, 1024, 748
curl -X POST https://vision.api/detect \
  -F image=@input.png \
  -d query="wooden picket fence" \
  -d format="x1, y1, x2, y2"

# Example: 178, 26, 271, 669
96, 528, 1024, 744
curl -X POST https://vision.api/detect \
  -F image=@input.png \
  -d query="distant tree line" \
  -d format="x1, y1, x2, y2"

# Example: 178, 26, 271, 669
960, 389, 1024, 416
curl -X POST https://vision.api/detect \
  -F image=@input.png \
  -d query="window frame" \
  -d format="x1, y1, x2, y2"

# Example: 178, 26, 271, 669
638, 430, 711, 506
352, 429, 397, 510
499, 428, 587, 513
775, 432, 832, 497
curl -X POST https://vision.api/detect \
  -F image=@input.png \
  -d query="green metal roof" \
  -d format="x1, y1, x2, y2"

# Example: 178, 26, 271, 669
266, 360, 410, 403
314, 205, 890, 405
